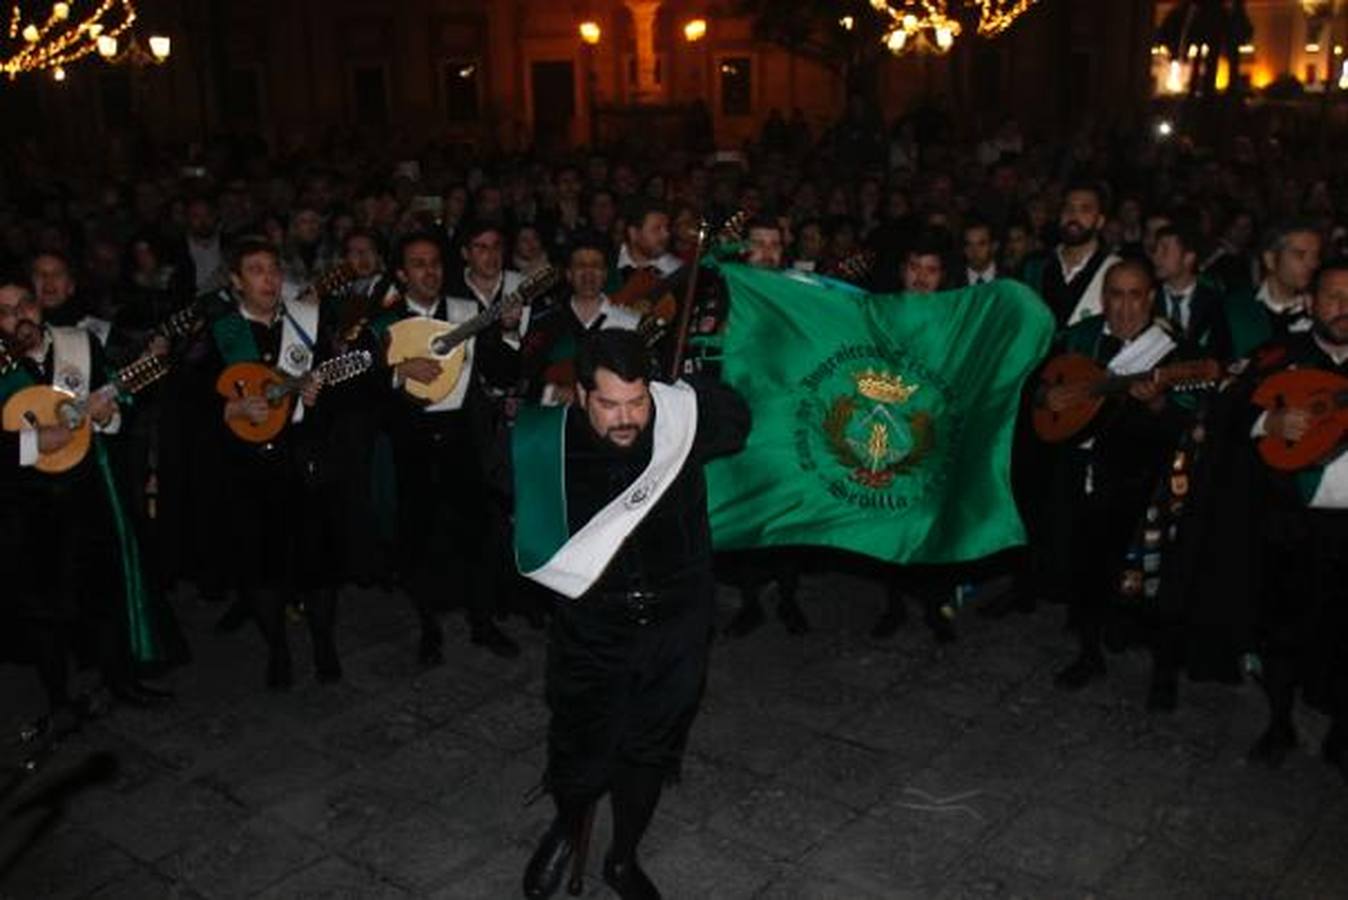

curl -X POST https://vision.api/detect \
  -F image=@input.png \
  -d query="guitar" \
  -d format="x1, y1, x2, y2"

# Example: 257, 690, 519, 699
1251, 367, 1348, 471
823, 249, 876, 286
1033, 352, 1221, 443
2, 353, 169, 474
216, 349, 373, 443
385, 265, 560, 404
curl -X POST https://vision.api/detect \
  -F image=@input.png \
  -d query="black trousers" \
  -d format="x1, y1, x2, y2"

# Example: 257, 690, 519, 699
544, 584, 714, 801
390, 411, 498, 631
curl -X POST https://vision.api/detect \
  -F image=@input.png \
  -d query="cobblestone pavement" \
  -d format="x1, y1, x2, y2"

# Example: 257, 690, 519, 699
2, 572, 1346, 899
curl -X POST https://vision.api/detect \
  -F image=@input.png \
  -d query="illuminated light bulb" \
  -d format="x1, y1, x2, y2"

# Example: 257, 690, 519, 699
53, 65, 65, 81
1307, 43, 1322, 53
935, 26, 954, 50
1187, 44, 1198, 59
1166, 60, 1184, 93
886, 29, 907, 52
1200, 42, 1209, 57
53, 3, 70, 20
1238, 43, 1254, 55
683, 19, 706, 42
902, 14, 918, 29
149, 35, 171, 60
1340, 60, 1348, 89
578, 21, 601, 45
1156, 120, 1173, 137
839, 15, 854, 31
97, 34, 117, 57
22, 24, 39, 43
869, 0, 888, 10
87, 22, 102, 38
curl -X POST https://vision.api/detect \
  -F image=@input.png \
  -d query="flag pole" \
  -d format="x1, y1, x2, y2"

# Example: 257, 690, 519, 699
667, 219, 711, 381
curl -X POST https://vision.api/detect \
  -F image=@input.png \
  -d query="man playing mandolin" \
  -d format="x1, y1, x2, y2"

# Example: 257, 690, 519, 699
202, 237, 345, 690
1238, 258, 1348, 780
1044, 259, 1189, 692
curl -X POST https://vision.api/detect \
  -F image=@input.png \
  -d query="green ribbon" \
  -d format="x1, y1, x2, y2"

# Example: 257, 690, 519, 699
94, 438, 160, 663
512, 403, 570, 572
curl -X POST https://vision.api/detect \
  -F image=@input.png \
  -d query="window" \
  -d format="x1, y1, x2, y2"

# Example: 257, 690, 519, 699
445, 59, 481, 123
352, 65, 389, 125
720, 56, 751, 116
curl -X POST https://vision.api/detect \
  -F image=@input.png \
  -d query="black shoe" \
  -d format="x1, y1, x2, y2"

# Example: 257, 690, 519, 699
925, 603, 957, 644
776, 595, 811, 635
1053, 653, 1106, 691
871, 595, 908, 639
418, 627, 445, 667
522, 818, 575, 899
602, 854, 661, 900
213, 600, 251, 634
266, 650, 294, 691
471, 620, 521, 659
724, 597, 765, 638
314, 636, 343, 684
1247, 724, 1298, 768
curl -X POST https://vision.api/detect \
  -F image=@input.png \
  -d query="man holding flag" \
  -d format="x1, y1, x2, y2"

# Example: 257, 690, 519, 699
515, 330, 749, 900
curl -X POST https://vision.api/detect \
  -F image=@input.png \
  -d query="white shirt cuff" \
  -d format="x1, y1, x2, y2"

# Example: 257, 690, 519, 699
19, 427, 38, 466
1251, 411, 1269, 438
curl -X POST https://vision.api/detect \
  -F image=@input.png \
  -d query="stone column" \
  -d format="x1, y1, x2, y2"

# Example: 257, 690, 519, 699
625, 0, 663, 103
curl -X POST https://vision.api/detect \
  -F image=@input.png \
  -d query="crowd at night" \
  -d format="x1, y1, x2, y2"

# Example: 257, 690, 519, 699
4, 14, 1348, 893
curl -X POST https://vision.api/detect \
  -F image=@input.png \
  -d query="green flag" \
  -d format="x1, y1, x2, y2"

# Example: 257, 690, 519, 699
706, 264, 1054, 564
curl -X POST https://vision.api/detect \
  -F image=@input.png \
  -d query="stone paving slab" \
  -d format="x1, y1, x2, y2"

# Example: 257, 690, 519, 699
2, 578, 1347, 899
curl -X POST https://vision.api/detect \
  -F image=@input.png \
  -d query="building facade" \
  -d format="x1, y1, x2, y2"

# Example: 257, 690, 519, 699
10, 0, 1159, 163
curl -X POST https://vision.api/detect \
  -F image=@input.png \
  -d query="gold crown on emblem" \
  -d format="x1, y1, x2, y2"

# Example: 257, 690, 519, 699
855, 370, 919, 404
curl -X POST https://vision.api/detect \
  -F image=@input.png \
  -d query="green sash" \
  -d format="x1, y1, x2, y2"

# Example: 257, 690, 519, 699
212, 313, 261, 364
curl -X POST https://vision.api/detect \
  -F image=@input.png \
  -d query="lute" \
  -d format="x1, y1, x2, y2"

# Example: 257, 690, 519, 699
216, 349, 373, 443
1252, 367, 1348, 471
2, 352, 169, 474
1033, 352, 1221, 443
385, 265, 560, 404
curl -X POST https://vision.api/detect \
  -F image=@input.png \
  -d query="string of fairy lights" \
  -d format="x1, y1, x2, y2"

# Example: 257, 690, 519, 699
1, 0, 160, 82
855, 0, 1041, 55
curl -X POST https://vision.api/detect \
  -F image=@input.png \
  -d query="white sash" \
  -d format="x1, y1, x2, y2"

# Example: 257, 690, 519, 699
278, 296, 319, 377
49, 326, 92, 399
1312, 452, 1348, 509
524, 380, 699, 599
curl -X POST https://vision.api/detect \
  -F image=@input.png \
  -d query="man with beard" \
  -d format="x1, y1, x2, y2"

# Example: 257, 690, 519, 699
611, 200, 682, 291
1022, 183, 1121, 327
1234, 259, 1348, 781
0, 277, 165, 723
1043, 260, 1188, 690
517, 330, 749, 900
1225, 221, 1322, 358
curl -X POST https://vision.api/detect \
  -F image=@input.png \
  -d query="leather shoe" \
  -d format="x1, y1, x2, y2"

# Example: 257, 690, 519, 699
1248, 724, 1298, 768
471, 620, 521, 659
602, 854, 661, 900
1053, 652, 1105, 691
724, 596, 765, 637
522, 818, 575, 899
776, 595, 811, 635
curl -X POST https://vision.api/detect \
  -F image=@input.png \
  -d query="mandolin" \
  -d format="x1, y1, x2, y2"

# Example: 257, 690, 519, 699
385, 265, 560, 404
1033, 352, 1221, 443
1251, 367, 1348, 471
216, 349, 373, 443
2, 353, 169, 474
